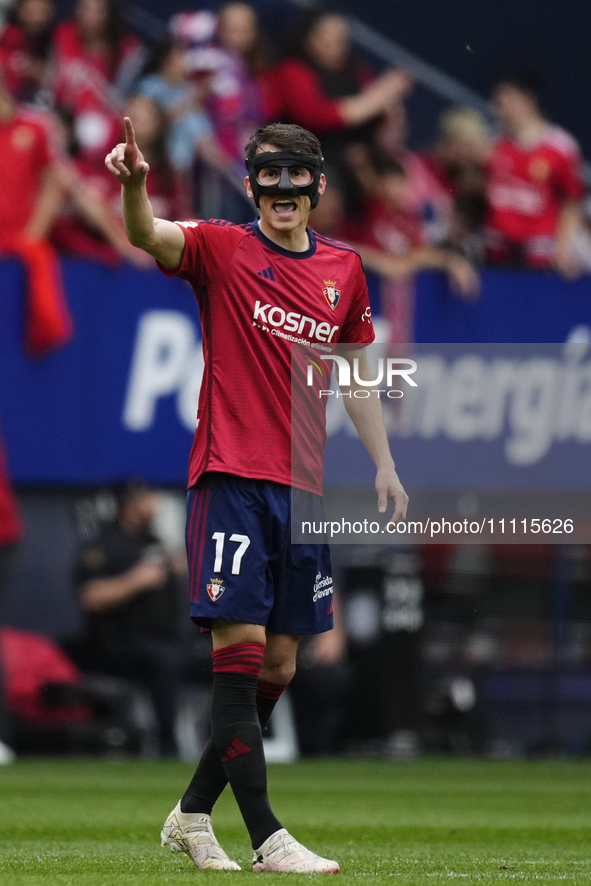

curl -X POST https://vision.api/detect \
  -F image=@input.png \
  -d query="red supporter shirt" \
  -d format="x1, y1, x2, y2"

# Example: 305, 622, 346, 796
259, 58, 374, 135
0, 108, 53, 238
52, 21, 140, 156
345, 199, 424, 256
0, 24, 38, 100
415, 151, 454, 195
260, 59, 343, 132
52, 21, 140, 114
158, 219, 374, 494
342, 200, 422, 344
486, 126, 585, 254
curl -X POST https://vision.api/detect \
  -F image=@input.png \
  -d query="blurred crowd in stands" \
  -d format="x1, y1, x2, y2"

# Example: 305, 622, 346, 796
1, 0, 591, 338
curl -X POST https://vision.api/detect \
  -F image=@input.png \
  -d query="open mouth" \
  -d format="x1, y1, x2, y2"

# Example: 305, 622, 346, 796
272, 199, 298, 216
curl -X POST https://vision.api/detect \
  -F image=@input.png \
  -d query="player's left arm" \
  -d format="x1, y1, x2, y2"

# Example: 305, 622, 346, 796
337, 346, 408, 525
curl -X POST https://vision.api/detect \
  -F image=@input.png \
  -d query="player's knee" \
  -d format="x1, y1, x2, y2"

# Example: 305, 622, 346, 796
262, 659, 297, 686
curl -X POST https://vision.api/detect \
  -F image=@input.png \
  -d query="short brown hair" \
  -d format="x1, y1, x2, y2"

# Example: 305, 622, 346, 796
245, 123, 323, 161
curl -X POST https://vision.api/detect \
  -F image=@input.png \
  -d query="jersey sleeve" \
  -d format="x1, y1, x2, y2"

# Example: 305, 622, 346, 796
338, 257, 375, 345
156, 220, 244, 286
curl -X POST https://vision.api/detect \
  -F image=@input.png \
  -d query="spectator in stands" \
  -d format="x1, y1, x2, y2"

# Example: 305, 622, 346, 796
436, 191, 487, 265
0, 0, 55, 102
76, 479, 191, 757
0, 64, 72, 354
419, 107, 489, 200
204, 2, 265, 166
405, 106, 489, 245
375, 104, 467, 245
212, 1, 272, 162
485, 71, 586, 276
170, 7, 261, 170
0, 62, 61, 243
52, 96, 189, 265
345, 147, 479, 341
50, 105, 152, 267
52, 0, 143, 158
216, 1, 273, 80
261, 5, 411, 168
168, 7, 260, 220
137, 37, 225, 175
0, 426, 24, 764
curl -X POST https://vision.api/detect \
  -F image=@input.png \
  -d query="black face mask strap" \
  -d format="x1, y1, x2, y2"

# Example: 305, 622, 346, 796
279, 167, 293, 190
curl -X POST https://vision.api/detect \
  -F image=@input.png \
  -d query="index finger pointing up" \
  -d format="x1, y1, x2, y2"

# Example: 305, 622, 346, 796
124, 116, 136, 146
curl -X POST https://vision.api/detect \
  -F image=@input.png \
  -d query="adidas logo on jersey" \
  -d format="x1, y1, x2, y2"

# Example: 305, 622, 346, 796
257, 266, 275, 281
252, 300, 339, 344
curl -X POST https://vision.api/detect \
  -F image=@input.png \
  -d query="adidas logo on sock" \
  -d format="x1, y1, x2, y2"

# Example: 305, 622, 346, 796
221, 737, 252, 763
257, 266, 275, 281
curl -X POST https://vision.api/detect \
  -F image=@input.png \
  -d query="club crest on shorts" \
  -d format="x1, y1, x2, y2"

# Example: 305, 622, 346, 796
207, 578, 225, 601
323, 280, 341, 310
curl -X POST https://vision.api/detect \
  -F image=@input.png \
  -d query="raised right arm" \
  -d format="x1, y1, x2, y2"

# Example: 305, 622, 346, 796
105, 117, 186, 270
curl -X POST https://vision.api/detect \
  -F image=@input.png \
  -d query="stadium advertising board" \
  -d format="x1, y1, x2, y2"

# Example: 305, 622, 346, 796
1, 261, 590, 542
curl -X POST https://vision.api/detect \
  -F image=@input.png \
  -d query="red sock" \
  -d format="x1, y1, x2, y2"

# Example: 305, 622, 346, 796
212, 641, 265, 676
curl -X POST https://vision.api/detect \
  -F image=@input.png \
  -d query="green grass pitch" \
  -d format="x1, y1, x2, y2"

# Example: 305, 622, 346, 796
1, 758, 590, 885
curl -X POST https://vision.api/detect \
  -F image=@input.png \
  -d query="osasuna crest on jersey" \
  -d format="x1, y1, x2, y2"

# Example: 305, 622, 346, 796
207, 578, 225, 601
323, 280, 341, 310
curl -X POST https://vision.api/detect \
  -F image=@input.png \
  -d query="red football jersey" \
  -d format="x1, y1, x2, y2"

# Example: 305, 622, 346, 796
158, 219, 375, 494
485, 125, 585, 264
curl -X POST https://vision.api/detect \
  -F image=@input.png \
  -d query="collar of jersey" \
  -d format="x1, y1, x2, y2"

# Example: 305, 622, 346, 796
250, 218, 317, 259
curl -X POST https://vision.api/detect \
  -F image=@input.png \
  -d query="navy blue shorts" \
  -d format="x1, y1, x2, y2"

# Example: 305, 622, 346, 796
185, 472, 333, 635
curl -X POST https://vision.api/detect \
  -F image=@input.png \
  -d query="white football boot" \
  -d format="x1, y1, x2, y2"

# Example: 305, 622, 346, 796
161, 801, 241, 870
253, 828, 339, 873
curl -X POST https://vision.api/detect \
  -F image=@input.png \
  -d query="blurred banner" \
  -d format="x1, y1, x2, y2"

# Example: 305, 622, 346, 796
0, 259, 199, 484
1, 260, 591, 498
295, 342, 591, 544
